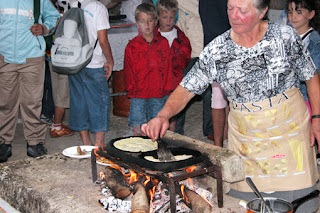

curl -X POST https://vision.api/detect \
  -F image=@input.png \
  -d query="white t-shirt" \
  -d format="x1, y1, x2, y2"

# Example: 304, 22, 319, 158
71, 0, 110, 68
159, 28, 177, 47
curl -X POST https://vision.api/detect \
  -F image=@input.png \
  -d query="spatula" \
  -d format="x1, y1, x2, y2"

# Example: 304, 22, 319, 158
157, 138, 176, 162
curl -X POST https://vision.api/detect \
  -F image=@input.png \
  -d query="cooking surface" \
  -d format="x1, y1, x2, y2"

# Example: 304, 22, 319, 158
99, 136, 205, 172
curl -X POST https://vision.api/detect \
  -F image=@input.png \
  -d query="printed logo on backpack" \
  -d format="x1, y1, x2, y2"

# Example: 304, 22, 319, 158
51, 0, 96, 75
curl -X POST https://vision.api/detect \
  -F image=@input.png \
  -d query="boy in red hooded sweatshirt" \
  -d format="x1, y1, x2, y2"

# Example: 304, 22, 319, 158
155, 0, 191, 132
124, 3, 172, 136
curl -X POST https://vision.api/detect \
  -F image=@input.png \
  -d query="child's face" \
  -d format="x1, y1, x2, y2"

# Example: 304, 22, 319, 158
136, 12, 156, 38
158, 10, 176, 32
287, 2, 315, 34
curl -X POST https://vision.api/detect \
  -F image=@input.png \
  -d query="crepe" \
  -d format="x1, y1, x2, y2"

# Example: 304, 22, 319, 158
114, 137, 158, 152
144, 154, 192, 162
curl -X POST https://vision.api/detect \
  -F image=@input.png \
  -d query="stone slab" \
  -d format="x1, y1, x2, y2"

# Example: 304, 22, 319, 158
0, 153, 247, 213
163, 131, 245, 183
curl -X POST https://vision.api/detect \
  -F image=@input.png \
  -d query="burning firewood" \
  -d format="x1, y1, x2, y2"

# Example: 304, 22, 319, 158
103, 167, 132, 199
131, 182, 149, 213
184, 188, 212, 213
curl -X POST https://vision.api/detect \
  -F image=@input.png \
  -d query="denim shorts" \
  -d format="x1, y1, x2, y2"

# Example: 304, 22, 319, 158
128, 97, 166, 127
68, 67, 110, 132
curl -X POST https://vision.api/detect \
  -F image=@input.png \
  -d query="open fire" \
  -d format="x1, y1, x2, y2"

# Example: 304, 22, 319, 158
92, 148, 222, 213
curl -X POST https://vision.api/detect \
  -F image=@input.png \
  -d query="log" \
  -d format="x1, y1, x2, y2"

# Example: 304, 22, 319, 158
180, 175, 230, 198
103, 167, 132, 199
131, 182, 149, 213
163, 131, 245, 183
196, 175, 230, 197
185, 188, 212, 213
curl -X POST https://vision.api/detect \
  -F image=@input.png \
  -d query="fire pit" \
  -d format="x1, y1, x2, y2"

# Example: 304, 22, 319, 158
0, 131, 245, 212
91, 136, 224, 212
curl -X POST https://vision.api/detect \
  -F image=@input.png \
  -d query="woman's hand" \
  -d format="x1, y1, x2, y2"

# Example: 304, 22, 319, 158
141, 116, 169, 141
310, 119, 320, 152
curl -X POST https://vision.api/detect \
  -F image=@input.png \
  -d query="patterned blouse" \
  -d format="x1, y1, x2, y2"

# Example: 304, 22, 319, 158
180, 22, 316, 103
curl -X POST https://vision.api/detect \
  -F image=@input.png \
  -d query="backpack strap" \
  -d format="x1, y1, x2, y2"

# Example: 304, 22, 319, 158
33, 0, 40, 24
77, 0, 98, 49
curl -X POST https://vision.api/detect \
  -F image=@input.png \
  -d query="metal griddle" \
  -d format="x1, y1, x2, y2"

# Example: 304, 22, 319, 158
101, 136, 204, 172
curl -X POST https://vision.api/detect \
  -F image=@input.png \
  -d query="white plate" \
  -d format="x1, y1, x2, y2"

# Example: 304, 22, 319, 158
62, 146, 97, 159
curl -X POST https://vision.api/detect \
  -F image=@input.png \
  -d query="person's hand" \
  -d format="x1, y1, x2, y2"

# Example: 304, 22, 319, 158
310, 119, 320, 152
104, 62, 113, 80
141, 116, 169, 141
30, 24, 44, 36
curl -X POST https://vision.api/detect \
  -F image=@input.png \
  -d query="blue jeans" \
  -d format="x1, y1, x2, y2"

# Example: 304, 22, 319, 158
128, 97, 165, 127
68, 67, 110, 133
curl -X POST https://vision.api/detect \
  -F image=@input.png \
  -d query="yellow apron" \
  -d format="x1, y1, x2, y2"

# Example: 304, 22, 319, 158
228, 87, 319, 192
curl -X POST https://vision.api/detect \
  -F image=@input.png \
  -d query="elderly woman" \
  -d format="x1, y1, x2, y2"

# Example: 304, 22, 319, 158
142, 0, 320, 211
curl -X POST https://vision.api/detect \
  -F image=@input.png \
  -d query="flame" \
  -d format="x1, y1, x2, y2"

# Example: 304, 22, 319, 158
94, 148, 99, 156
185, 165, 197, 173
149, 185, 156, 199
184, 165, 198, 190
128, 170, 139, 184
180, 185, 190, 203
149, 181, 160, 211
202, 192, 213, 207
144, 176, 151, 186
99, 171, 106, 180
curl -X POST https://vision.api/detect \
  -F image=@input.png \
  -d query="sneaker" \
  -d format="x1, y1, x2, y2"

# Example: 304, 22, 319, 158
40, 114, 53, 125
0, 144, 12, 163
50, 125, 74, 138
317, 153, 320, 166
27, 144, 47, 158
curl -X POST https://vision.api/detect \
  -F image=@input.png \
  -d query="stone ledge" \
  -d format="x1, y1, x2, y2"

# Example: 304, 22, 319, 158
0, 153, 246, 213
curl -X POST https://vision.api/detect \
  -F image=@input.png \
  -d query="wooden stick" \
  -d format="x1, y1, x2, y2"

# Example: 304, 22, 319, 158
103, 167, 132, 199
185, 188, 212, 213
131, 182, 149, 213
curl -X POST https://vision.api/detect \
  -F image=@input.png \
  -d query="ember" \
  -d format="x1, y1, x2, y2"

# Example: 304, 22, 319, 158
92, 140, 225, 212
96, 156, 220, 212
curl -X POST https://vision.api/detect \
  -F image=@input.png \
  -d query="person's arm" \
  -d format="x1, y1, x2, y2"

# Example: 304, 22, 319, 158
211, 82, 228, 147
40, 0, 60, 35
98, 29, 114, 80
306, 72, 320, 150
141, 85, 195, 140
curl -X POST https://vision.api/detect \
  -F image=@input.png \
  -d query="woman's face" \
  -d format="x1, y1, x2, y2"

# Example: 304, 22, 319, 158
227, 0, 267, 34
287, 2, 315, 35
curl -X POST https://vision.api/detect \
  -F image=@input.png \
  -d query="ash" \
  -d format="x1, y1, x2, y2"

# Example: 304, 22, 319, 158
150, 182, 191, 213
99, 186, 132, 212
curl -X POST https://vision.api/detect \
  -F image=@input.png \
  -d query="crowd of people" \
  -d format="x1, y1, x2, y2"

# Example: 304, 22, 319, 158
0, 0, 320, 211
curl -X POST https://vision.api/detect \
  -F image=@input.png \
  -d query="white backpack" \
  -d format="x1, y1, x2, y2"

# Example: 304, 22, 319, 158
51, 0, 97, 75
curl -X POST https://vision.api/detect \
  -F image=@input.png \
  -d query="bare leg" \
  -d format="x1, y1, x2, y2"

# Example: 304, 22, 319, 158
53, 106, 65, 124
80, 130, 92, 146
95, 132, 105, 148
212, 108, 226, 147
224, 106, 229, 142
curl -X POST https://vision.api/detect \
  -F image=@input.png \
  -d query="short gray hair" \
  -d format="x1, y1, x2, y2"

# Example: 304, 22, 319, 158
252, 0, 270, 12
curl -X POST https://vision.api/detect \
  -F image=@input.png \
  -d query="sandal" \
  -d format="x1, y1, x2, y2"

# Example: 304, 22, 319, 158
50, 125, 74, 138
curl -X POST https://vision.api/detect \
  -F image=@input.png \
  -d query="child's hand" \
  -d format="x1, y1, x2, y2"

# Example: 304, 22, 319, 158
104, 62, 113, 80
30, 24, 44, 36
